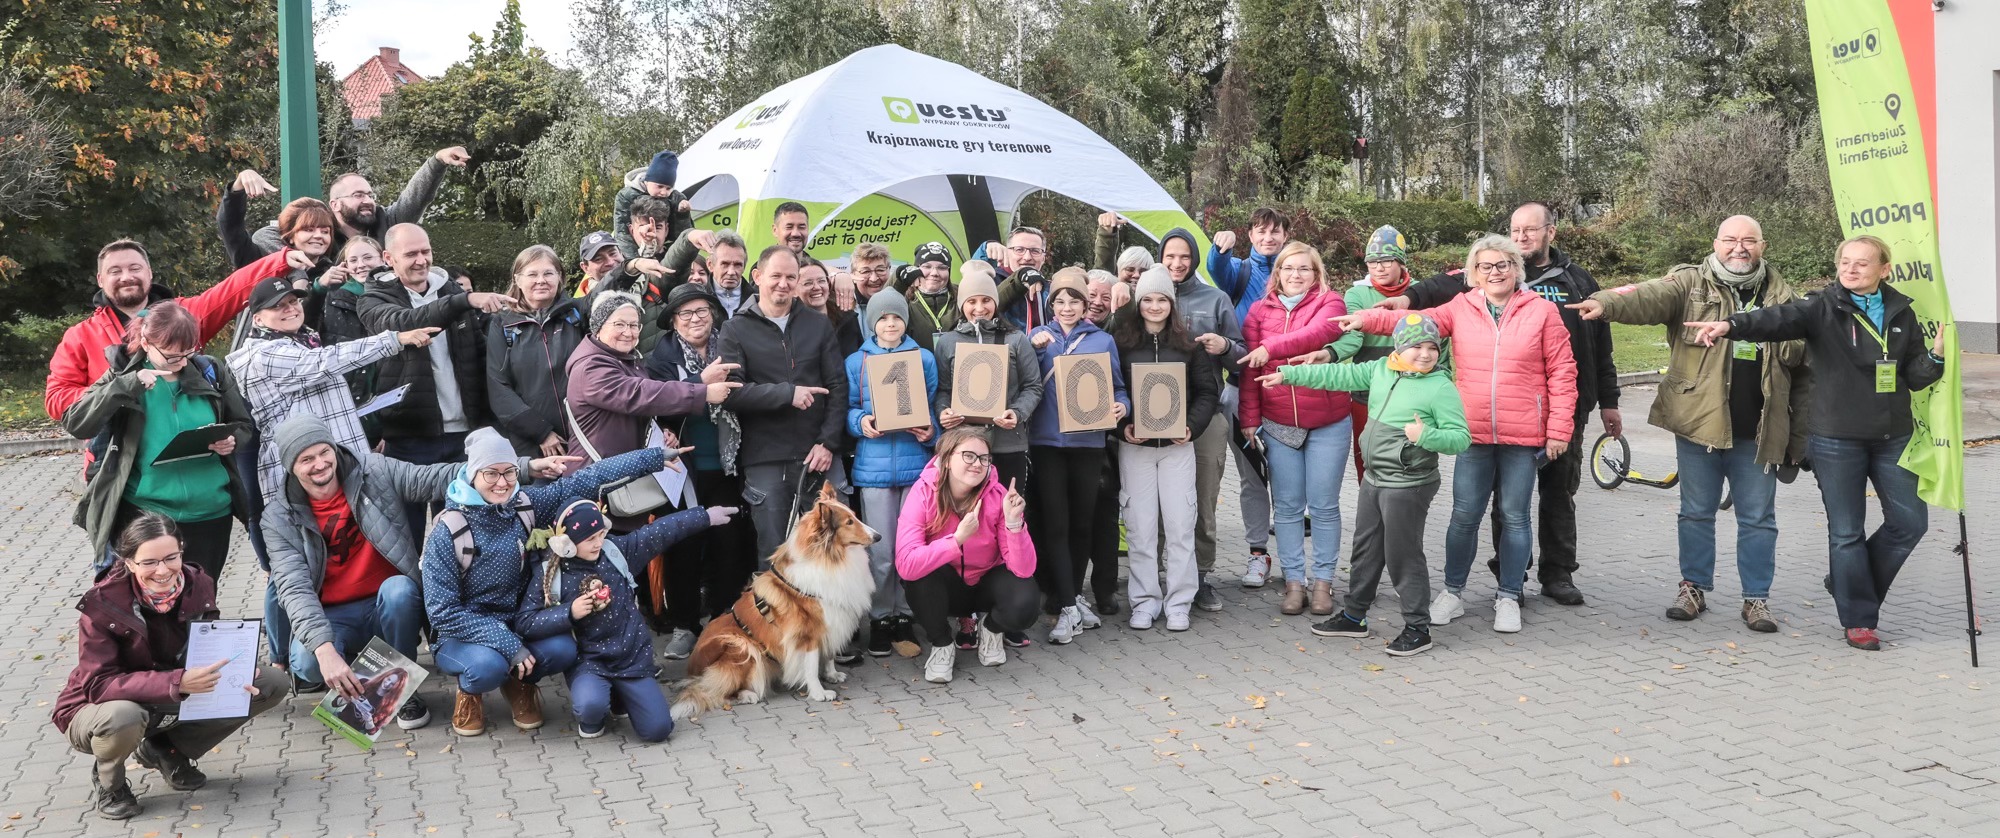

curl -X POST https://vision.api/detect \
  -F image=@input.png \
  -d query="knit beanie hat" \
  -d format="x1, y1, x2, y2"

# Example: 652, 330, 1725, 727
1392, 312, 1443, 352
645, 150, 679, 186
914, 241, 951, 267
1135, 265, 1176, 302
464, 427, 514, 475
1049, 267, 1089, 301
1365, 225, 1409, 263
865, 288, 911, 336
957, 262, 999, 306
590, 291, 643, 336
548, 499, 608, 558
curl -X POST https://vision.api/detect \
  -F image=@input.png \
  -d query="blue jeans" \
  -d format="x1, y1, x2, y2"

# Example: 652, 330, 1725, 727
1674, 438, 1778, 599
1261, 419, 1351, 583
568, 671, 675, 742
1810, 434, 1929, 629
435, 634, 577, 694
264, 585, 292, 671
1445, 444, 1537, 599
286, 576, 425, 681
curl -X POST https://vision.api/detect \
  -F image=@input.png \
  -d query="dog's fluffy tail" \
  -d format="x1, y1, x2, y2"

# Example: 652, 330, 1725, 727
670, 639, 759, 721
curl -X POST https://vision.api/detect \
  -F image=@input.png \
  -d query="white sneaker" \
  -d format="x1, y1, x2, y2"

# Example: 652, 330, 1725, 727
1493, 597, 1522, 633
1430, 590, 1465, 626
1049, 606, 1082, 645
977, 622, 1007, 666
1074, 595, 1102, 630
1241, 553, 1271, 588
923, 645, 956, 683
1165, 612, 1191, 632
1129, 610, 1155, 630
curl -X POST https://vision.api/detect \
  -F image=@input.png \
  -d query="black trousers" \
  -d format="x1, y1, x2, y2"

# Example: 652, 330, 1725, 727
1080, 447, 1122, 604
1489, 416, 1584, 583
660, 469, 758, 632
905, 565, 1040, 644
1029, 445, 1106, 607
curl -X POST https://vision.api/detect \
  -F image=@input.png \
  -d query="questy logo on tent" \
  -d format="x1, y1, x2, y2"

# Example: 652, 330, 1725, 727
882, 96, 1011, 128
1830, 29, 1881, 63
735, 100, 791, 129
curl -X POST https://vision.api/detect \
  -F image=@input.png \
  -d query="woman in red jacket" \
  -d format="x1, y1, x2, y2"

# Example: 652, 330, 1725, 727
1337, 235, 1578, 634
1239, 241, 1352, 618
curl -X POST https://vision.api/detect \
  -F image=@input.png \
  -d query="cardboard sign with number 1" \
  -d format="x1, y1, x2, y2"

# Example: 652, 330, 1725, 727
863, 351, 931, 432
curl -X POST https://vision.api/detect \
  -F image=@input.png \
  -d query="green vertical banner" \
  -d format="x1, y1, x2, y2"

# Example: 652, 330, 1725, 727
1805, 0, 1963, 510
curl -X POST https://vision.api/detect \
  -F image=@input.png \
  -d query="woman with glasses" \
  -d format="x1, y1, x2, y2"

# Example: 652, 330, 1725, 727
1336, 235, 1578, 634
1239, 241, 1354, 619
487, 245, 588, 457
896, 427, 1037, 684
797, 256, 865, 358
65, 302, 253, 581
54, 512, 290, 820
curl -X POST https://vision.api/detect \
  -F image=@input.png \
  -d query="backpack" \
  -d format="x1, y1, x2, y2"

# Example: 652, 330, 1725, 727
433, 503, 634, 609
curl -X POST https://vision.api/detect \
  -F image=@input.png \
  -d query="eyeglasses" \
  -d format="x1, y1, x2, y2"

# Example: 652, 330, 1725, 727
1277, 265, 1316, 275
475, 466, 519, 484
150, 346, 197, 364
1716, 237, 1764, 248
958, 450, 993, 468
674, 309, 712, 322
1508, 224, 1551, 236
1473, 261, 1516, 274
1007, 246, 1047, 257
336, 189, 376, 202
853, 266, 889, 277
602, 320, 643, 333
128, 553, 184, 571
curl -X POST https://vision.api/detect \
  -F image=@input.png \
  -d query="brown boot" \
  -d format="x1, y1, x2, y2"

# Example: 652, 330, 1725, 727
1309, 580, 1336, 616
500, 678, 544, 731
1280, 582, 1307, 615
451, 690, 486, 737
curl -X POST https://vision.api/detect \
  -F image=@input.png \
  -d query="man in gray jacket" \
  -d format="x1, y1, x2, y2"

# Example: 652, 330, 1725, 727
1156, 228, 1245, 612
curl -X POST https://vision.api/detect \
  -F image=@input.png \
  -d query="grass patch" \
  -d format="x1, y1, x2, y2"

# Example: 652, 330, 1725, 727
1611, 322, 1673, 375
0, 368, 56, 433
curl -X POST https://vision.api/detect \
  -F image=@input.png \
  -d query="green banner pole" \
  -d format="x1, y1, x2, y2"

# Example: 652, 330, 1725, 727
278, 0, 322, 202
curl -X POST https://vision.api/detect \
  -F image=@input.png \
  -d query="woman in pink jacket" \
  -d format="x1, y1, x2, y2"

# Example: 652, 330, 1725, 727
1337, 234, 1578, 634
895, 427, 1035, 685
1239, 241, 1353, 618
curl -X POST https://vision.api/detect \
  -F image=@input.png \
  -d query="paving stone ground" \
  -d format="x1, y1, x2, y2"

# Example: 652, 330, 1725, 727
1, 383, 1996, 837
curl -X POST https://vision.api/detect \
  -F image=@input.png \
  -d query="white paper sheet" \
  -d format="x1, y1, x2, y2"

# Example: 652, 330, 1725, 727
356, 384, 412, 418
178, 620, 260, 721
646, 424, 697, 506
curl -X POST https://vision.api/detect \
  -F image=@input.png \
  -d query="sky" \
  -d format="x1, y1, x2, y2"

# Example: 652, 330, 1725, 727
315, 0, 577, 78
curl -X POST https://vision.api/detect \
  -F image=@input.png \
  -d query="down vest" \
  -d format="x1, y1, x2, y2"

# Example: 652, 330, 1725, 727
1240, 284, 1352, 431
1357, 289, 1578, 447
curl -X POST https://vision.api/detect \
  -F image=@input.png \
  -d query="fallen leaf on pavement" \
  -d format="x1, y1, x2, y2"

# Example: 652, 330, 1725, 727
1362, 664, 1384, 672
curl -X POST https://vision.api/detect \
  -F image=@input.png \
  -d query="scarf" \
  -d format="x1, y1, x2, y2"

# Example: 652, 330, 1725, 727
1385, 352, 1424, 374
1373, 267, 1411, 298
244, 322, 322, 349
679, 333, 742, 474
1704, 255, 1767, 292
133, 573, 182, 614
1277, 291, 1307, 311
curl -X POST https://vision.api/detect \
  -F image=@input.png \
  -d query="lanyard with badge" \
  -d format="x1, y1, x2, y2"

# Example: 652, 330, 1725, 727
1731, 294, 1761, 361
1852, 313, 1896, 393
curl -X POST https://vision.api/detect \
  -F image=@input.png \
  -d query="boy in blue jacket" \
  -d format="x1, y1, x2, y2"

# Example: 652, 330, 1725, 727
846, 292, 940, 657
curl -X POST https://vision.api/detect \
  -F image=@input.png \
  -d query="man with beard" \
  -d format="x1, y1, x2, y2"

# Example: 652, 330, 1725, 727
46, 240, 296, 422
773, 202, 812, 256
249, 147, 471, 257
1376, 202, 1618, 605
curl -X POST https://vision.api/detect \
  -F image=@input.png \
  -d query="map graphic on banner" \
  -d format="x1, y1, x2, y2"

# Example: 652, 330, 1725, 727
1804, 0, 1964, 510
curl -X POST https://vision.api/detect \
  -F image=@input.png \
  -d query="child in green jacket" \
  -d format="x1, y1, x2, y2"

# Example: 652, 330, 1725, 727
1261, 312, 1469, 655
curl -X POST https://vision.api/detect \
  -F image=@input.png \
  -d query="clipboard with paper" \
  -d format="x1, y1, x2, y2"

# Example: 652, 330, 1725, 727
178, 619, 261, 721
150, 423, 242, 465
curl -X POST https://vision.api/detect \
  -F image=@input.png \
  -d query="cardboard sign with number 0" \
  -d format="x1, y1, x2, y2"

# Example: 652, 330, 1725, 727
1128, 362, 1187, 439
863, 351, 931, 432
951, 342, 1011, 422
1053, 352, 1118, 433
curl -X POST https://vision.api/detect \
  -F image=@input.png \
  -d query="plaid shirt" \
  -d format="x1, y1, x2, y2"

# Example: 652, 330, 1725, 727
226, 329, 400, 504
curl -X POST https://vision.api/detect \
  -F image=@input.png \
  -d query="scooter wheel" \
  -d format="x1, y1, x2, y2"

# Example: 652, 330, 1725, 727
1590, 433, 1629, 490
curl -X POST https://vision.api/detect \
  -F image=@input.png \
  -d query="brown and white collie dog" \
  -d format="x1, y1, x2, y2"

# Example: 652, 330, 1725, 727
671, 481, 877, 720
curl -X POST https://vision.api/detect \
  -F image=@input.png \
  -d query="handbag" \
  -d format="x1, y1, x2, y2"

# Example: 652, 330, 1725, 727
563, 400, 672, 517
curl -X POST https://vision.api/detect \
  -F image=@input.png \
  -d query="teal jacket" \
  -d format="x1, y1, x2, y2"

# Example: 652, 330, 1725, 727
1280, 358, 1470, 488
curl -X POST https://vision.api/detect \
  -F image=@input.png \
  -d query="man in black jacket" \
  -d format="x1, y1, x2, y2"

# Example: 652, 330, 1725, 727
1379, 202, 1619, 605
718, 245, 847, 563
356, 224, 517, 535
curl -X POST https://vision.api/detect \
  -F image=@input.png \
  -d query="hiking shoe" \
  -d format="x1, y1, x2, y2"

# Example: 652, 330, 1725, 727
1845, 628, 1882, 651
1541, 577, 1585, 606
1003, 630, 1031, 648
1309, 580, 1336, 616
1094, 592, 1121, 616
1280, 582, 1307, 615
578, 719, 608, 739
1193, 581, 1223, 612
135, 736, 205, 791
1241, 552, 1271, 588
890, 616, 922, 658
1666, 581, 1706, 621
1129, 610, 1155, 630
1493, 597, 1523, 633
1165, 612, 1191, 632
1429, 590, 1465, 626
451, 690, 486, 736
978, 624, 1008, 666
500, 678, 544, 731
868, 619, 895, 657
1742, 599, 1778, 633
1049, 606, 1082, 645
924, 645, 957, 683
1311, 612, 1370, 638
662, 628, 697, 660
92, 777, 141, 820
395, 694, 432, 730
1386, 626, 1434, 656
291, 674, 327, 695
1074, 595, 1103, 630
955, 617, 978, 650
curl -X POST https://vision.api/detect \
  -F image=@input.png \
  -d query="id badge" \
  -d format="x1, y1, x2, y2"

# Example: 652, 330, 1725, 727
1875, 360, 1896, 393
1731, 340, 1758, 361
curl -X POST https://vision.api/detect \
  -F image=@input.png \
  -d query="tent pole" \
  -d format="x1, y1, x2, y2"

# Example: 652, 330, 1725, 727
1959, 511, 1980, 667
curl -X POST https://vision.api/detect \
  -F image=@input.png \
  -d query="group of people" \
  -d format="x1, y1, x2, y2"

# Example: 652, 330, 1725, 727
47, 145, 1949, 820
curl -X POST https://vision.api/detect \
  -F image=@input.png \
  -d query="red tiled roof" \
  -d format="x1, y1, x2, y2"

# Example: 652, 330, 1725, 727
342, 47, 424, 121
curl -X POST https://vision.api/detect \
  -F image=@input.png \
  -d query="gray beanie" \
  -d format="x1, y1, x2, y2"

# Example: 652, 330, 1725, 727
1135, 265, 1176, 302
589, 291, 643, 336
464, 427, 515, 475
865, 288, 910, 336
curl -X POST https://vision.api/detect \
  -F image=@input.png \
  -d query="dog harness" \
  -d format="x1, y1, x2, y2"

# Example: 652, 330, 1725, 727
717, 569, 816, 662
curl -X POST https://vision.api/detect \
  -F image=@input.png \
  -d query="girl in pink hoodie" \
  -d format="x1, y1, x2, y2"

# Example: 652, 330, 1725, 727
1338, 235, 1577, 635
895, 427, 1036, 684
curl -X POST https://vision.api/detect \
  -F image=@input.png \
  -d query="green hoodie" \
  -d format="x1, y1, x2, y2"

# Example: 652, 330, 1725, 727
1280, 358, 1470, 488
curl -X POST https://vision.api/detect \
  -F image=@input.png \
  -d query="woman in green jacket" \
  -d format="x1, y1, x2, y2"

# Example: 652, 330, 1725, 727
1262, 312, 1469, 656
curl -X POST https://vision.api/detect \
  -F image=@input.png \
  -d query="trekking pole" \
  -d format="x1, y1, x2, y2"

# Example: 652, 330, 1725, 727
1958, 511, 1981, 667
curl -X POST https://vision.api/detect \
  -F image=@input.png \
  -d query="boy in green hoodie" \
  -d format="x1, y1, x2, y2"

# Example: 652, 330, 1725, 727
1263, 313, 1469, 655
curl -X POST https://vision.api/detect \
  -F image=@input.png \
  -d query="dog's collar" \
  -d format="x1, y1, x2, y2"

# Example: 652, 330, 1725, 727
761, 569, 817, 601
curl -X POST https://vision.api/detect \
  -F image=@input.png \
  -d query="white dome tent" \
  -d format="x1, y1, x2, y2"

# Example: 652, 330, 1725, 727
675, 44, 1211, 274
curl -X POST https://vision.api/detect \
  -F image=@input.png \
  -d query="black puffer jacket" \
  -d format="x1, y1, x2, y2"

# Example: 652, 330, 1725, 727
1113, 327, 1220, 448
1728, 284, 1943, 441
355, 268, 490, 439
717, 296, 849, 466
486, 297, 588, 454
